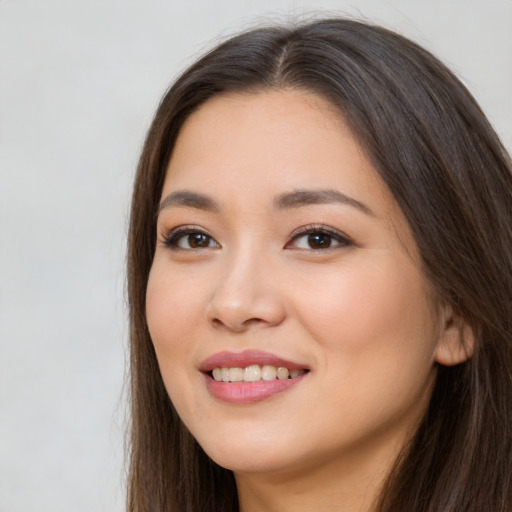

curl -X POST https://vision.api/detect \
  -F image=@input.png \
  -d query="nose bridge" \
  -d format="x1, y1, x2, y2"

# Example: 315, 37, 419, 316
206, 239, 285, 331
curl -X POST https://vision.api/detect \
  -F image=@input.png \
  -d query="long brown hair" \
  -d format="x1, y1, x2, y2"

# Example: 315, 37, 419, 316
127, 19, 512, 511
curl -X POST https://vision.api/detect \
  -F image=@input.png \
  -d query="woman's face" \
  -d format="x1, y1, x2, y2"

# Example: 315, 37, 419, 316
146, 89, 449, 478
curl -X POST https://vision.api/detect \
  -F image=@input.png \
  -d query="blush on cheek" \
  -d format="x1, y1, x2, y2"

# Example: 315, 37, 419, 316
147, 267, 197, 326
302, 260, 432, 356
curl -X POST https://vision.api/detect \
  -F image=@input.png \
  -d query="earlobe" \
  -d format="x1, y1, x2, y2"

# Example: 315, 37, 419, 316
434, 304, 475, 366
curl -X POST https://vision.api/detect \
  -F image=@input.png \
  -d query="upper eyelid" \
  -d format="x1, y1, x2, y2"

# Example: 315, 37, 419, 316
289, 224, 351, 240
162, 224, 210, 236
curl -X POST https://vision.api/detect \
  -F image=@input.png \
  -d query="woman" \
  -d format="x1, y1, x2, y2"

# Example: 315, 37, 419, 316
126, 18, 512, 512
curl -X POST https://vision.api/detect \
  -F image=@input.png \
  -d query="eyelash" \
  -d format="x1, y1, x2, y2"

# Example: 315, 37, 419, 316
287, 224, 352, 251
161, 224, 353, 251
161, 225, 219, 250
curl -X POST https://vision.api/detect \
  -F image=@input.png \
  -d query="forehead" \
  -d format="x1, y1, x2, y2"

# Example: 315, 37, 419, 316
163, 89, 403, 222
168, 90, 375, 187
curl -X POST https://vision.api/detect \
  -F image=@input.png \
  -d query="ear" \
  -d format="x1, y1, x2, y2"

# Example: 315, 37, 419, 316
434, 303, 475, 366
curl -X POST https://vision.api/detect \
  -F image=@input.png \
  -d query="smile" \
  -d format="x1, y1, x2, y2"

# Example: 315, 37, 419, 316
201, 350, 310, 404
212, 365, 307, 382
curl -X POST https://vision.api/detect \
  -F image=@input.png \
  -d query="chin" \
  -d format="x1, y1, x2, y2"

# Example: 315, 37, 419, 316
208, 448, 297, 475
193, 428, 300, 474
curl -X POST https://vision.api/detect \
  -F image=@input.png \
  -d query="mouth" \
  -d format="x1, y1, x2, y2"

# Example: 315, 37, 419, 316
200, 350, 310, 404
210, 364, 308, 382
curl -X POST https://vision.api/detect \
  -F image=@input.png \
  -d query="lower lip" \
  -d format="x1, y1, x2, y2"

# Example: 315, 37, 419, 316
204, 373, 306, 404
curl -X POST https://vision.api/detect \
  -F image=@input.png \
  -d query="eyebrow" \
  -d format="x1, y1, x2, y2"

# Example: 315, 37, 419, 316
158, 188, 374, 217
158, 190, 220, 213
274, 189, 375, 216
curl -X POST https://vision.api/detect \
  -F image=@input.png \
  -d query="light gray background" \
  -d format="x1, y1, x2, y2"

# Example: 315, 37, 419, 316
1, 1, 510, 511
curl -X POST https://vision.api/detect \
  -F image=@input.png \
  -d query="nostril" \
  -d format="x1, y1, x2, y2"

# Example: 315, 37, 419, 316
243, 317, 266, 327
209, 316, 264, 332
210, 318, 224, 328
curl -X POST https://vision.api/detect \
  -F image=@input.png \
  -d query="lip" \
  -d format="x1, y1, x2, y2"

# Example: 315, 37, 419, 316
200, 350, 310, 404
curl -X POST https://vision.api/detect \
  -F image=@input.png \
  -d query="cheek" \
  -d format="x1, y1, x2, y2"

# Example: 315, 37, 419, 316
145, 263, 203, 363
145, 262, 210, 423
293, 255, 437, 365
289, 256, 439, 440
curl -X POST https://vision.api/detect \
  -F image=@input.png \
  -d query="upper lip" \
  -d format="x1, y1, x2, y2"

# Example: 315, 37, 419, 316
199, 349, 309, 372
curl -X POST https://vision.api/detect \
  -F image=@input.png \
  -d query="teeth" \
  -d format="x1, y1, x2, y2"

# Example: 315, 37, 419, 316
229, 367, 244, 382
277, 367, 289, 380
211, 364, 306, 382
244, 365, 261, 382
261, 365, 277, 381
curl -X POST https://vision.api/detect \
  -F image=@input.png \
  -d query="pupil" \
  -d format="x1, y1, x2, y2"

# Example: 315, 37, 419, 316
189, 234, 208, 248
308, 234, 331, 249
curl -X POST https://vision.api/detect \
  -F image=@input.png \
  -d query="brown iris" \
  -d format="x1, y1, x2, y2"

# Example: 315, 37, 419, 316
307, 233, 333, 249
188, 233, 210, 248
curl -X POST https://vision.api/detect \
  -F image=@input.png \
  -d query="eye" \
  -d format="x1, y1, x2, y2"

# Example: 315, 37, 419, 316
287, 225, 352, 250
162, 226, 220, 250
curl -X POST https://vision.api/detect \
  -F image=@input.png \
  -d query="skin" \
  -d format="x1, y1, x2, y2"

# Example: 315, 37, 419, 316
146, 89, 470, 512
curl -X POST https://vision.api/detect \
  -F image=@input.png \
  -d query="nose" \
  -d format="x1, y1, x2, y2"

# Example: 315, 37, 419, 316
206, 252, 287, 333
